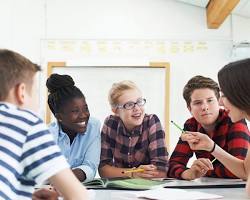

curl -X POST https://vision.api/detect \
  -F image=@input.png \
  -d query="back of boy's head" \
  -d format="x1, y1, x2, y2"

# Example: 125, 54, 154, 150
0, 49, 41, 101
108, 80, 140, 108
46, 73, 85, 115
183, 75, 220, 107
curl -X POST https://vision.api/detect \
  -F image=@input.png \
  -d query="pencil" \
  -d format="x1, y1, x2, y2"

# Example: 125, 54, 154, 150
122, 168, 145, 174
171, 120, 185, 133
34, 185, 53, 190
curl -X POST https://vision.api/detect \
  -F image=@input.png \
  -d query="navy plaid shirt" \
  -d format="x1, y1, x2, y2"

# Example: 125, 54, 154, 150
100, 114, 169, 171
168, 109, 250, 179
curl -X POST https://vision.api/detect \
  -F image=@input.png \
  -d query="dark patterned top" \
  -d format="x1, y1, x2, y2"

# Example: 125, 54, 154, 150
168, 109, 250, 179
100, 114, 169, 171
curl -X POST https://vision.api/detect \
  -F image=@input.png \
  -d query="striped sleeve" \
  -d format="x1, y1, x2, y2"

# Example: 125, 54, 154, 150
21, 122, 69, 184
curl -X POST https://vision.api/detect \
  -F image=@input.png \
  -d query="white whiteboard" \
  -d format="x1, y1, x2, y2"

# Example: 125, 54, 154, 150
51, 66, 167, 130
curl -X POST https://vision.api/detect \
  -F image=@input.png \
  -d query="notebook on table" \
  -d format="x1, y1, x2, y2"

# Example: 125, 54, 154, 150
83, 178, 168, 190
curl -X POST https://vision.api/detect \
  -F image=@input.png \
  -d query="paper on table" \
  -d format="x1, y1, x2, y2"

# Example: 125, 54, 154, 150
57, 189, 96, 200
113, 188, 223, 200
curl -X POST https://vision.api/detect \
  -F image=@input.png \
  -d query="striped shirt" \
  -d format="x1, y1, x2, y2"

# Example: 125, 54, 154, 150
168, 109, 250, 179
100, 114, 168, 171
0, 103, 69, 200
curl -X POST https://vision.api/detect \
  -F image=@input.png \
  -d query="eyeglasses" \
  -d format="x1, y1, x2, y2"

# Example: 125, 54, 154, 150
116, 98, 146, 110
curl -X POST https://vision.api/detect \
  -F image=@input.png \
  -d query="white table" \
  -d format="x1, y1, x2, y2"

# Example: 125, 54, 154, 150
92, 187, 248, 200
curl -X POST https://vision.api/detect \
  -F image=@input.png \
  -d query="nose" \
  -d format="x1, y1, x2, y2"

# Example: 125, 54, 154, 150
201, 103, 209, 111
133, 103, 140, 110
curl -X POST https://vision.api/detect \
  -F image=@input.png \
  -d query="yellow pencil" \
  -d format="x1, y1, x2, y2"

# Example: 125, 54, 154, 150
122, 168, 145, 174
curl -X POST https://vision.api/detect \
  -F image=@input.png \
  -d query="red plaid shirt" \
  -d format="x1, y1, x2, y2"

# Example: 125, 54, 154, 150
168, 109, 250, 179
99, 114, 169, 171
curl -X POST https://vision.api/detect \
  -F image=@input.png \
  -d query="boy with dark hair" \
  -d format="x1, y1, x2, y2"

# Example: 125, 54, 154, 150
0, 49, 87, 200
168, 75, 250, 180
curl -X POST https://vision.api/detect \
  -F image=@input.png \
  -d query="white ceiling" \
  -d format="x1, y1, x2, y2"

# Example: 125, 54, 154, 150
176, 0, 250, 18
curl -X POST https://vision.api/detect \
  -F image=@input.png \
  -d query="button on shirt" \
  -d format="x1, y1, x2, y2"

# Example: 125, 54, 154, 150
100, 114, 169, 171
49, 117, 101, 182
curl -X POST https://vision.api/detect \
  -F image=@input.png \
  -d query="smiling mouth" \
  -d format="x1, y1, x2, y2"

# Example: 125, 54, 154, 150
77, 121, 87, 127
132, 113, 142, 117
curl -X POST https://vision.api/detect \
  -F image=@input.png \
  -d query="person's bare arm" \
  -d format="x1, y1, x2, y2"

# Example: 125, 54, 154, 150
212, 144, 247, 179
181, 158, 213, 180
132, 164, 166, 179
49, 168, 88, 200
182, 131, 247, 179
99, 165, 132, 178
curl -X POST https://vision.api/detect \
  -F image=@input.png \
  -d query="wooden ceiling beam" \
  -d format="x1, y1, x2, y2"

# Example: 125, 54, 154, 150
206, 0, 240, 29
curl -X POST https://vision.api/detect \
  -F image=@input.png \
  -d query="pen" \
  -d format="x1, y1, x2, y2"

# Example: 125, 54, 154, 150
122, 168, 145, 174
34, 185, 53, 190
171, 120, 185, 133
211, 158, 217, 164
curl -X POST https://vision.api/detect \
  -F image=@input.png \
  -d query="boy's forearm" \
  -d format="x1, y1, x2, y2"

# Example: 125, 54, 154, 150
181, 169, 196, 180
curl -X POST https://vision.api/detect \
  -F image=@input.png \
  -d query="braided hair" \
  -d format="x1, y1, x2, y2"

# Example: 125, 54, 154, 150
46, 73, 85, 116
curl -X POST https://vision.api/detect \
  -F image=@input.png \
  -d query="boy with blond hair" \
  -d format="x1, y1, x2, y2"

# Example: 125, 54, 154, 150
0, 49, 87, 200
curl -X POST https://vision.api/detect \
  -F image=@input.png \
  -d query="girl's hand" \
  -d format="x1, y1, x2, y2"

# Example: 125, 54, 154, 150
133, 164, 159, 179
181, 131, 214, 152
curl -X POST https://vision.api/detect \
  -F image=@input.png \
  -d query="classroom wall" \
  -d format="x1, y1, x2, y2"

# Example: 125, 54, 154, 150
232, 15, 250, 43
1, 0, 250, 152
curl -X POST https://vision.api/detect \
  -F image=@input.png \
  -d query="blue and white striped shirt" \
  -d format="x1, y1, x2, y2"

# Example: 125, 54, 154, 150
0, 103, 69, 200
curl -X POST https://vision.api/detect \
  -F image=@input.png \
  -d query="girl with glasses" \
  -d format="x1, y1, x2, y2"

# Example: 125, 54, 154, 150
99, 80, 168, 179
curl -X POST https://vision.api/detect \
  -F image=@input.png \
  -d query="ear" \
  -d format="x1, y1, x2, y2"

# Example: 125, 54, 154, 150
187, 105, 193, 115
15, 83, 26, 106
112, 107, 119, 115
55, 113, 63, 122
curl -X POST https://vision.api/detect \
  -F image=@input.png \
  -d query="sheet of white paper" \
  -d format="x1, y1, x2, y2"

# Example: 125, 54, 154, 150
58, 189, 95, 200
115, 188, 223, 200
